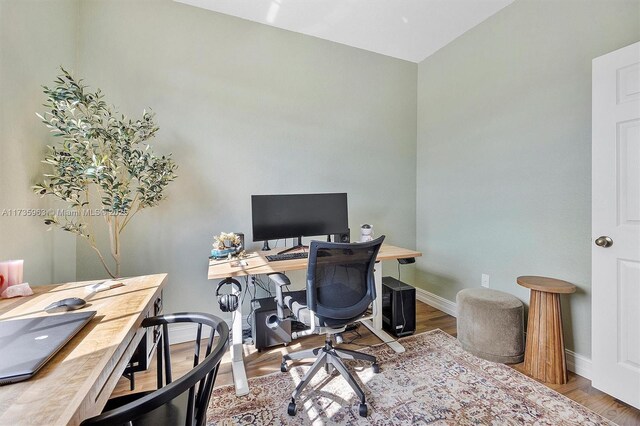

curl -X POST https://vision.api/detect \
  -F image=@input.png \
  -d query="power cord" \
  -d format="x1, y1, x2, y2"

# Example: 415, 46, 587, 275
251, 275, 272, 296
341, 323, 398, 348
397, 262, 407, 334
244, 277, 255, 330
345, 326, 363, 344
399, 285, 407, 334
346, 338, 398, 348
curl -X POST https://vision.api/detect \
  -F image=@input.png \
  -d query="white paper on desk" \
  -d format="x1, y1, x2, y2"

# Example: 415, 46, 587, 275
84, 279, 124, 294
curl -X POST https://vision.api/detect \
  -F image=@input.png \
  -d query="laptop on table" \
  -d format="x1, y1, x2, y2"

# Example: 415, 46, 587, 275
0, 311, 96, 385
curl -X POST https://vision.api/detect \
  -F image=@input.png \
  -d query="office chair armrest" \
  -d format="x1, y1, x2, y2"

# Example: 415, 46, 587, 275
267, 273, 290, 287
267, 273, 290, 321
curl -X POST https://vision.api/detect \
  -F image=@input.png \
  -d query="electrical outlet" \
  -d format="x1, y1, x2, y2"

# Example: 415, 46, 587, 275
481, 274, 490, 288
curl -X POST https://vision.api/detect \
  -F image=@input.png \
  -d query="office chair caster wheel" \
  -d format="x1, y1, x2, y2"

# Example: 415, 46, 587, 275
372, 363, 380, 374
359, 403, 368, 417
287, 400, 296, 416
280, 362, 288, 373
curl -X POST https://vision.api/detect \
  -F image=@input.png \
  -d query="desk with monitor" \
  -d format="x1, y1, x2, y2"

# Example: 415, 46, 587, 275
208, 192, 421, 396
208, 245, 421, 396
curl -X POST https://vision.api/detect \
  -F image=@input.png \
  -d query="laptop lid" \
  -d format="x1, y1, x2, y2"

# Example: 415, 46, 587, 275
0, 311, 96, 385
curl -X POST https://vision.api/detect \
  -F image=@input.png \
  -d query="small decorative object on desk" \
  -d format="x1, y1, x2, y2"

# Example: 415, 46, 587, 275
0, 261, 9, 295
360, 224, 374, 242
211, 232, 245, 260
0, 259, 33, 299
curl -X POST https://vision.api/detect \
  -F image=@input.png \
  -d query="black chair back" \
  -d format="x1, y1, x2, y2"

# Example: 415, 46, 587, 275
306, 236, 385, 327
81, 312, 229, 426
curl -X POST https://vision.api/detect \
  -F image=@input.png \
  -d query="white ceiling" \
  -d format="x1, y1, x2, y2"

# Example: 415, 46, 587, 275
176, 0, 514, 63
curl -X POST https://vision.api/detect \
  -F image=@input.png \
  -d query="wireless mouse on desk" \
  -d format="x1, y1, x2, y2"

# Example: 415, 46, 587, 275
45, 297, 87, 313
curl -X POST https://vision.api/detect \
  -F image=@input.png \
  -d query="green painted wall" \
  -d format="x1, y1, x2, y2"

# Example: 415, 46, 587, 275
416, 0, 640, 358
0, 0, 77, 285
4, 0, 637, 364
74, 0, 418, 316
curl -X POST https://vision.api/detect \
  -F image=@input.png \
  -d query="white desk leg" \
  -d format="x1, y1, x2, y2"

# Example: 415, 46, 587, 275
373, 261, 383, 330
360, 261, 405, 353
231, 291, 249, 396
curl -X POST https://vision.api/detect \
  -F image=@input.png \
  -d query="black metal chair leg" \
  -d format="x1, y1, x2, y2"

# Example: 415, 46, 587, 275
283, 347, 322, 362
291, 351, 327, 400
327, 353, 366, 404
334, 348, 376, 363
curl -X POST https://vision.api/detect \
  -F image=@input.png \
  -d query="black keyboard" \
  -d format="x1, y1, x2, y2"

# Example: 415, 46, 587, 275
265, 252, 309, 262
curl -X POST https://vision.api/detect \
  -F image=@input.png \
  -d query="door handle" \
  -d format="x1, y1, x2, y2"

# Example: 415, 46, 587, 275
594, 236, 613, 248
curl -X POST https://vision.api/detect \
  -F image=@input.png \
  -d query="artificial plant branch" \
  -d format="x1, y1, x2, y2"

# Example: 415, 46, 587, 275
118, 193, 140, 233
88, 240, 116, 279
34, 67, 177, 278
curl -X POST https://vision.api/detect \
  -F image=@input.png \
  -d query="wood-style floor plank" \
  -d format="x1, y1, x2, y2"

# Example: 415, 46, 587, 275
112, 301, 640, 425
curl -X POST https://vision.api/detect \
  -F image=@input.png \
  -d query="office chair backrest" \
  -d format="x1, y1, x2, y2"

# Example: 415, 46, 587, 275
81, 312, 229, 426
306, 236, 385, 327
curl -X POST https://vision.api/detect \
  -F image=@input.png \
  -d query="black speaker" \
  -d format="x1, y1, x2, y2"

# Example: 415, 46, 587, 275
381, 276, 416, 337
333, 228, 350, 243
251, 297, 291, 351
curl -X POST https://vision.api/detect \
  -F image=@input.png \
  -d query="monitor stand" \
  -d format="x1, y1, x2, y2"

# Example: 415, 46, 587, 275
277, 236, 308, 255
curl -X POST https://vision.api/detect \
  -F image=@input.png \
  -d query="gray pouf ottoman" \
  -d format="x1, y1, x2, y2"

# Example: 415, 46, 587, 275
456, 288, 524, 364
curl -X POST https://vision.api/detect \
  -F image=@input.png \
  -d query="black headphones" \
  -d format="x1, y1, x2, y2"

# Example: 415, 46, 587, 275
216, 278, 243, 312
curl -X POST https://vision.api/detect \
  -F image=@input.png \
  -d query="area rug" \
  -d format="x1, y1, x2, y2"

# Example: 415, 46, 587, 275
207, 329, 612, 425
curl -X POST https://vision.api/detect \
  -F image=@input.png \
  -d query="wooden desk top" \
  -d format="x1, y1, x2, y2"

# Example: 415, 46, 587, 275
517, 276, 576, 294
208, 244, 421, 280
0, 274, 167, 426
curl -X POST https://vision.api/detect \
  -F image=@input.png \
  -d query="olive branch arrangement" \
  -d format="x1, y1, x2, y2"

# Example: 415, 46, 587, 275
33, 68, 178, 278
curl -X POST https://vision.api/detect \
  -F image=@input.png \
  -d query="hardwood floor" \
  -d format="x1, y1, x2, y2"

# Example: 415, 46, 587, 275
112, 301, 640, 425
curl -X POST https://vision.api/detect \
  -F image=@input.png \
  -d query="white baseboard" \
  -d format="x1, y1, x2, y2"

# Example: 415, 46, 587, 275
415, 287, 458, 317
565, 349, 592, 380
169, 315, 249, 345
414, 287, 592, 379
169, 323, 201, 345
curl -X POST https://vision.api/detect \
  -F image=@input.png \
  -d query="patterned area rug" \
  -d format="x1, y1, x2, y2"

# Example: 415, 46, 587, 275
208, 330, 612, 425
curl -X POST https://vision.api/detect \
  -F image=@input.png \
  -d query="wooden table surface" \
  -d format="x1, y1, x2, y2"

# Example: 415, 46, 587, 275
517, 276, 577, 294
0, 274, 167, 426
208, 244, 422, 280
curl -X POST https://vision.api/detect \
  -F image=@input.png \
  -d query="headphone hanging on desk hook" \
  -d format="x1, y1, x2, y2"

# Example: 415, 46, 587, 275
216, 277, 242, 312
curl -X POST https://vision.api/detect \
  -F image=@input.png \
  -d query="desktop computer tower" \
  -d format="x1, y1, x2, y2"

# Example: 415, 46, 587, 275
381, 276, 416, 337
251, 297, 292, 351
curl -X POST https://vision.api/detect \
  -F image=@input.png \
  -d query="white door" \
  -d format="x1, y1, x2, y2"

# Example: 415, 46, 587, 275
592, 41, 640, 409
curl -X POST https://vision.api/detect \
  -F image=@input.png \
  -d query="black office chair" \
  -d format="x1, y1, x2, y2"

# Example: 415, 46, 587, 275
81, 312, 229, 426
269, 236, 385, 418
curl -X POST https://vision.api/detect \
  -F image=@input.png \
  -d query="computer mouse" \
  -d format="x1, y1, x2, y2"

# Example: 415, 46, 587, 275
45, 297, 87, 313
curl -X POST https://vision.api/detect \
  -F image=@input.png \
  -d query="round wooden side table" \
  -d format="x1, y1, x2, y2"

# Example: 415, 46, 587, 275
517, 276, 576, 385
